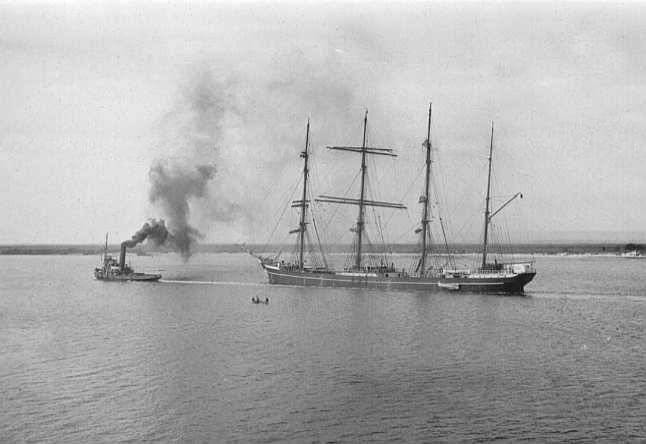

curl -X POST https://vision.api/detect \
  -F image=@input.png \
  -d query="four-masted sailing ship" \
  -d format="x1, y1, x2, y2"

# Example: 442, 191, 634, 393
255, 104, 536, 293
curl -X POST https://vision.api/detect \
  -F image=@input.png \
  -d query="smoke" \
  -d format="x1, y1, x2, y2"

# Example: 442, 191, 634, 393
123, 67, 233, 260
124, 161, 216, 260
134, 48, 365, 254
123, 216, 204, 260
123, 219, 172, 248
147, 162, 216, 258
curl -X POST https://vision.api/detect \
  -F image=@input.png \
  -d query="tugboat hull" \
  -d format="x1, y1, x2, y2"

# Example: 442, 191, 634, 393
261, 264, 534, 294
94, 271, 161, 282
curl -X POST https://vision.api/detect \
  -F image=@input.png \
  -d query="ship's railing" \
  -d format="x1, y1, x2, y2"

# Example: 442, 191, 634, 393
507, 262, 535, 274
343, 264, 398, 273
481, 261, 535, 274
441, 261, 535, 277
269, 260, 330, 272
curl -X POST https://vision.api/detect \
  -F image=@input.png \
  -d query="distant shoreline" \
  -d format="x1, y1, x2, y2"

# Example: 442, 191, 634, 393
0, 243, 639, 256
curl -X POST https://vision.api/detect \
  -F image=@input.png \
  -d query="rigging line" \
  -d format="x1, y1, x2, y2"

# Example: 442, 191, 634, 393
363, 179, 395, 257
261, 176, 303, 254
318, 168, 361, 236
383, 163, 425, 228
430, 158, 448, 225
429, 172, 453, 258
492, 216, 502, 257
451, 158, 492, 242
434, 152, 453, 227
450, 151, 489, 215
304, 229, 314, 260
371, 160, 387, 211
390, 194, 417, 243
367, 151, 396, 203
308, 187, 329, 269
404, 206, 416, 230
309, 150, 328, 208
438, 216, 453, 265
255, 168, 295, 225
266, 173, 303, 228
504, 220, 514, 262
451, 208, 481, 242
495, 224, 506, 258
502, 211, 514, 259
362, 230, 373, 256
488, 223, 497, 258
363, 158, 372, 204
391, 223, 421, 244
379, 211, 396, 256
311, 235, 325, 268
274, 229, 292, 260
366, 165, 386, 251
373, 208, 388, 257
499, 225, 511, 255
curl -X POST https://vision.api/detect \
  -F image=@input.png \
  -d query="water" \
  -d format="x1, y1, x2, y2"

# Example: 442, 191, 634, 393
1, 253, 645, 442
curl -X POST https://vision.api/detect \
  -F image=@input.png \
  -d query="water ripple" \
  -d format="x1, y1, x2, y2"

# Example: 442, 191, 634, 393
1, 254, 645, 442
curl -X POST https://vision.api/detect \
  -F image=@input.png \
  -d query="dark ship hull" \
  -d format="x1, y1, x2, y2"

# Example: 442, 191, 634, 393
261, 263, 535, 294
94, 270, 161, 282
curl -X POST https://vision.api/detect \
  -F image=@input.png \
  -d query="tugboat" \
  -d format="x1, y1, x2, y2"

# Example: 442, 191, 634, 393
94, 234, 161, 282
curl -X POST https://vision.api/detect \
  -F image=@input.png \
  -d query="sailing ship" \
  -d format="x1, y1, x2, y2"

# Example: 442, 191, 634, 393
94, 234, 161, 282
255, 105, 535, 293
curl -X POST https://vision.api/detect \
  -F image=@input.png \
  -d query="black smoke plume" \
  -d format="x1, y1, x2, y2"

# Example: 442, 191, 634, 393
123, 219, 172, 248
147, 162, 216, 259
123, 161, 215, 260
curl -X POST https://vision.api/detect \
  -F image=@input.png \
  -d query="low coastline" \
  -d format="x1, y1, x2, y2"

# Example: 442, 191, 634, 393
0, 242, 640, 256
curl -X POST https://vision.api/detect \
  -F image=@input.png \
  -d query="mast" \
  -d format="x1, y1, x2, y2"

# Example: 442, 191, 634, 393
315, 110, 405, 271
298, 120, 310, 270
482, 122, 494, 269
419, 102, 432, 276
355, 110, 369, 269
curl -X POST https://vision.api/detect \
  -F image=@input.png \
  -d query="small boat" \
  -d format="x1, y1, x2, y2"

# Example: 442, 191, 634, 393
94, 234, 161, 282
438, 282, 460, 291
252, 297, 269, 304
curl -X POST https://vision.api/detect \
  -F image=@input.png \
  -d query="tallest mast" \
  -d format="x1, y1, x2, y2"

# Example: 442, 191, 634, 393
419, 102, 432, 276
419, 103, 433, 276
481, 122, 494, 269
355, 110, 369, 270
298, 120, 311, 271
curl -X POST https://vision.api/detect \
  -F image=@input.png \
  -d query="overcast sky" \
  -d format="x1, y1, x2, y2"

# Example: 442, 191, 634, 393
2, 2, 646, 245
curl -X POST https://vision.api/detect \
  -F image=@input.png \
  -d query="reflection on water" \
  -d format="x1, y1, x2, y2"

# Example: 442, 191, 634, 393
1, 254, 645, 442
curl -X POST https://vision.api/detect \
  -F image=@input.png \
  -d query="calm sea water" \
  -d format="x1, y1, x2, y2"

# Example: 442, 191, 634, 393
1, 253, 645, 442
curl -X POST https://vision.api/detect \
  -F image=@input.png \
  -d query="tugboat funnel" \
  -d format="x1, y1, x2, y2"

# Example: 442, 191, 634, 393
120, 242, 127, 271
